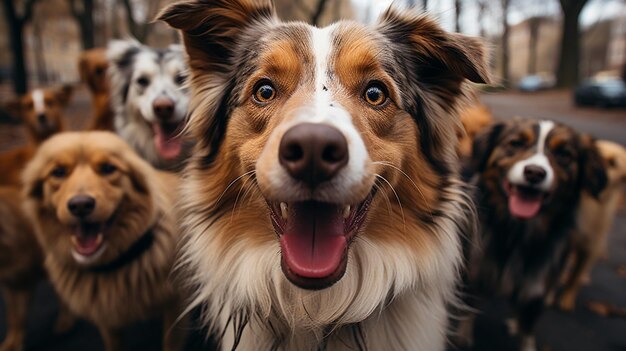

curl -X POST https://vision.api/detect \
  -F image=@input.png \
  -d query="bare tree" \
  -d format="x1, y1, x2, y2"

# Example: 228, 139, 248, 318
68, 0, 95, 49
294, 0, 330, 26
2, 0, 39, 94
527, 16, 541, 75
454, 0, 462, 32
556, 0, 589, 87
476, 0, 488, 37
120, 0, 161, 42
501, 0, 511, 87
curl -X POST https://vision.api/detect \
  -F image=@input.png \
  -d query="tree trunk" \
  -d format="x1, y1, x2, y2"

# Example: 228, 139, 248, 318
528, 17, 540, 75
556, 0, 588, 88
80, 0, 95, 49
121, 0, 149, 42
3, 0, 28, 94
310, 0, 329, 26
32, 17, 48, 84
454, 0, 462, 32
501, 0, 510, 87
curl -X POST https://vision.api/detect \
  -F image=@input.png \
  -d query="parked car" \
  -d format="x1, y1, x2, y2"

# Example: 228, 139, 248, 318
574, 78, 626, 108
517, 73, 556, 92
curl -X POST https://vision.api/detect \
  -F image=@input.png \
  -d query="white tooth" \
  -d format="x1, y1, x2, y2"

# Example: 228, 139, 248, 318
343, 205, 351, 219
280, 202, 288, 220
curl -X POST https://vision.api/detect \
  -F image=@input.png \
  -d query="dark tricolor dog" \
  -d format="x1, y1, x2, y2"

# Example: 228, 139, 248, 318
459, 118, 607, 351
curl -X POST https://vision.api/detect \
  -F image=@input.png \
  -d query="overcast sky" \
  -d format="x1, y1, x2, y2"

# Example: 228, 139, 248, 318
351, 0, 626, 35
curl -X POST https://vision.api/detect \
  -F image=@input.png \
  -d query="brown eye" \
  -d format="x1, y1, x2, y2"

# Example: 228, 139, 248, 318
253, 82, 276, 104
136, 76, 150, 87
508, 137, 525, 148
51, 165, 67, 178
364, 84, 387, 106
99, 162, 117, 175
607, 157, 616, 168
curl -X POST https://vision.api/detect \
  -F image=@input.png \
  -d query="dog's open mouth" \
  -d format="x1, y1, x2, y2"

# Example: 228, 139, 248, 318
71, 222, 108, 263
268, 192, 374, 290
152, 121, 183, 160
504, 182, 548, 219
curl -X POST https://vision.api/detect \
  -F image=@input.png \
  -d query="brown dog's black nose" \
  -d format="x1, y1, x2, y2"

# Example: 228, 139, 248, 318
153, 97, 175, 120
67, 195, 96, 218
523, 165, 547, 184
279, 123, 349, 187
37, 114, 47, 124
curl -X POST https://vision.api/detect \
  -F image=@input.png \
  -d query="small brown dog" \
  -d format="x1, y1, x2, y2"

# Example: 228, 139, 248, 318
0, 85, 73, 186
558, 140, 626, 311
22, 131, 186, 351
78, 48, 115, 131
0, 186, 44, 351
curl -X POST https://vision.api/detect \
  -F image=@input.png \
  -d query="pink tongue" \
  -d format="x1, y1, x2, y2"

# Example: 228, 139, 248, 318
153, 123, 182, 160
75, 225, 100, 256
279, 202, 346, 279
508, 193, 542, 219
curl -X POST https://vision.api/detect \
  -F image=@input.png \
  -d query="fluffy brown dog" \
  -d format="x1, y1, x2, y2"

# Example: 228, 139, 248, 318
558, 140, 626, 311
78, 48, 114, 131
0, 186, 44, 351
22, 131, 186, 351
0, 85, 73, 186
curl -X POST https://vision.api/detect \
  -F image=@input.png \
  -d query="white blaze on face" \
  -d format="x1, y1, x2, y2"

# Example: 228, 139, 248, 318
287, 25, 368, 190
507, 120, 555, 191
32, 89, 45, 115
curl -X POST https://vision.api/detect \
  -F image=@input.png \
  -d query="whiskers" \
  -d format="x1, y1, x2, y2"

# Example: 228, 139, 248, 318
373, 173, 406, 232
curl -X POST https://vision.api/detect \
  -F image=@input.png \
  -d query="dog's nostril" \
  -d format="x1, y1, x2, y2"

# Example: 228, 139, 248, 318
523, 165, 547, 184
37, 114, 47, 124
279, 123, 349, 187
283, 143, 304, 162
67, 195, 96, 218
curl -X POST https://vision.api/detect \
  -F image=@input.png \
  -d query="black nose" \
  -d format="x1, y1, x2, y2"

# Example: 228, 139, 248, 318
153, 97, 175, 120
37, 114, 47, 124
67, 195, 96, 218
524, 165, 547, 184
279, 123, 349, 187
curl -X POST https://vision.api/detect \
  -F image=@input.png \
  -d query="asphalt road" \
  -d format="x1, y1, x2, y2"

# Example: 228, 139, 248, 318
0, 89, 624, 350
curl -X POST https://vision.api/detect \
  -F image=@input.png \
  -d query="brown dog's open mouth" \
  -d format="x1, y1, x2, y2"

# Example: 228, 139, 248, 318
504, 181, 549, 220
152, 121, 184, 160
71, 222, 107, 258
268, 191, 374, 290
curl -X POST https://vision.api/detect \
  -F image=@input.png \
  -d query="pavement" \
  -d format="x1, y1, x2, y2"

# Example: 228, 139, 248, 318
0, 88, 625, 350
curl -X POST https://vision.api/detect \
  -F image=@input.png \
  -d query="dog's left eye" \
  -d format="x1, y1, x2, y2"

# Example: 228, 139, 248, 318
253, 82, 276, 103
363, 83, 387, 106
50, 166, 67, 178
99, 163, 117, 175
174, 73, 187, 86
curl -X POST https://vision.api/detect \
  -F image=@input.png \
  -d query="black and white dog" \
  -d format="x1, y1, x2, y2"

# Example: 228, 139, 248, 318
459, 118, 607, 351
108, 39, 190, 169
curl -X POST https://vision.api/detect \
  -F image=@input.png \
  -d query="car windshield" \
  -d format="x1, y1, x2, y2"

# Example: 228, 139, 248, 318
599, 80, 626, 95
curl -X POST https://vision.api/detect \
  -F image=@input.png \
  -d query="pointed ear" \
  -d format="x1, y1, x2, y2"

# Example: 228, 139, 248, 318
4, 98, 23, 120
378, 8, 490, 88
578, 135, 608, 198
54, 85, 74, 107
158, 0, 276, 73
466, 121, 507, 176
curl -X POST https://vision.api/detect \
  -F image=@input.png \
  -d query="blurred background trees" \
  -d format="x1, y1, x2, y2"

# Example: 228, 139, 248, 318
0, 0, 624, 95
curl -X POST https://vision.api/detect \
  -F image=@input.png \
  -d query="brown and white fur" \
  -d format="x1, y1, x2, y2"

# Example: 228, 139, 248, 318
0, 186, 44, 351
0, 85, 72, 186
558, 140, 626, 311
457, 104, 493, 159
160, 1, 489, 350
79, 48, 115, 131
460, 118, 607, 351
21, 132, 186, 351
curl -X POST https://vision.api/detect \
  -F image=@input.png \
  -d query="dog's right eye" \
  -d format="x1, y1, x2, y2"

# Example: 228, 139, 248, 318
98, 162, 117, 175
253, 82, 276, 104
508, 138, 525, 148
136, 76, 150, 87
50, 166, 67, 178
